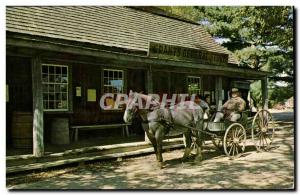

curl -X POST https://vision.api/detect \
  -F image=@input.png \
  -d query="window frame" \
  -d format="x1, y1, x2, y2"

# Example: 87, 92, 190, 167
101, 68, 125, 111
41, 63, 69, 112
103, 68, 124, 94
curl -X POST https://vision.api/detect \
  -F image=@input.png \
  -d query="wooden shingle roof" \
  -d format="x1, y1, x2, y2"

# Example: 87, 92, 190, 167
6, 6, 238, 65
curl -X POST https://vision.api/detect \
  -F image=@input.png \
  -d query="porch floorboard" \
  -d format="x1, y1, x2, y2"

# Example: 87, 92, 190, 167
6, 138, 184, 174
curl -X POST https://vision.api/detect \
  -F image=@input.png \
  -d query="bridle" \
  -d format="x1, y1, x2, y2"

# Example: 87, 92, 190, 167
125, 93, 174, 128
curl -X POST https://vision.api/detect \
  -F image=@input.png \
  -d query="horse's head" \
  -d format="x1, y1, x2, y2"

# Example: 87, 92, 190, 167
123, 90, 138, 123
123, 90, 161, 123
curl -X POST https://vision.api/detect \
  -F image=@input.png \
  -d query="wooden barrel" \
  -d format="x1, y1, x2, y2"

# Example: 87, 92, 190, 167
11, 112, 33, 149
51, 118, 70, 145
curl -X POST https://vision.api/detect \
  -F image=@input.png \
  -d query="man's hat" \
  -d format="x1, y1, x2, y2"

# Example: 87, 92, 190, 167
231, 88, 239, 93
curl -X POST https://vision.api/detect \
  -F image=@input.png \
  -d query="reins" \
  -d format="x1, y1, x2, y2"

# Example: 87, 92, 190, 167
129, 93, 216, 139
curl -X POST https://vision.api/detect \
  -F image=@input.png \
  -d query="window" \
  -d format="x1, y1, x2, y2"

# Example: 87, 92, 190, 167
187, 76, 201, 95
103, 69, 124, 110
42, 64, 68, 111
103, 69, 124, 93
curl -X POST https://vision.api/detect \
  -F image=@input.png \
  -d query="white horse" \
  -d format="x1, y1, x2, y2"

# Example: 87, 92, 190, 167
123, 91, 205, 168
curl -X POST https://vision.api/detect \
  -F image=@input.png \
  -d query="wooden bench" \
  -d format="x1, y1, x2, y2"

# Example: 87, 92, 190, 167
70, 123, 131, 142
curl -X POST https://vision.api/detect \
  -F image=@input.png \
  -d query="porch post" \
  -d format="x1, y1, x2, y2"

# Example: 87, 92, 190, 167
167, 72, 171, 94
32, 56, 44, 157
146, 66, 153, 94
261, 77, 268, 110
215, 76, 223, 111
144, 66, 153, 143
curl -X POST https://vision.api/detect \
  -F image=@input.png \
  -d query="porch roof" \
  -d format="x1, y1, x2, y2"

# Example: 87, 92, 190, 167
6, 33, 269, 80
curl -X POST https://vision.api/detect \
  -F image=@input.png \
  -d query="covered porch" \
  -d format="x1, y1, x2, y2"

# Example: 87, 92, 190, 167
6, 33, 269, 158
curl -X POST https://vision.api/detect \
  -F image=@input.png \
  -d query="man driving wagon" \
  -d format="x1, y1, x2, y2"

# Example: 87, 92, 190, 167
213, 88, 246, 122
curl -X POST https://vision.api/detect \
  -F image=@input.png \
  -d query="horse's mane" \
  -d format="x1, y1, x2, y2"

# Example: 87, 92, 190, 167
135, 92, 161, 110
135, 92, 205, 111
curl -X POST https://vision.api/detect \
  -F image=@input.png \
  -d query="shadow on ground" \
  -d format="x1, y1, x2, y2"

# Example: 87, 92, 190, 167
8, 111, 294, 190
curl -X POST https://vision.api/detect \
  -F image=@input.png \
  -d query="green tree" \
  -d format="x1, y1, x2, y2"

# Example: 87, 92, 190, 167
160, 6, 294, 107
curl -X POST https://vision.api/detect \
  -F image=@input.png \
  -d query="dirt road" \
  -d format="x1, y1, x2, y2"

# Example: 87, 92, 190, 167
7, 110, 294, 190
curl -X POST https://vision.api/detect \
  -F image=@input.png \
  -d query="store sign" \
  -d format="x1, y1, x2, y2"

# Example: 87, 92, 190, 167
148, 42, 228, 65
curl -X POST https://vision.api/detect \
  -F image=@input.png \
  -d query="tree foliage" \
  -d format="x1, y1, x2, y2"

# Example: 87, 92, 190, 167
160, 6, 294, 106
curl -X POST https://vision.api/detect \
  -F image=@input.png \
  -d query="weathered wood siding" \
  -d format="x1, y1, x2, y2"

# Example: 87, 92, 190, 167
6, 47, 247, 149
127, 69, 146, 136
153, 71, 170, 96
170, 72, 187, 94
127, 69, 145, 93
6, 56, 33, 146
72, 63, 103, 125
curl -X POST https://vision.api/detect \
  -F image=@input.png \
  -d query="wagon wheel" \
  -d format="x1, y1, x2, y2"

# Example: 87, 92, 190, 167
251, 109, 275, 151
212, 137, 223, 151
223, 123, 246, 159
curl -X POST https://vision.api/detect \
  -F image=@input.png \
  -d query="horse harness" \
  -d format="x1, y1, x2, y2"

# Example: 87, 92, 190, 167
140, 108, 174, 134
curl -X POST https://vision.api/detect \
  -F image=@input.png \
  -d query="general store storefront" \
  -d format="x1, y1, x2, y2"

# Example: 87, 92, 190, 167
6, 6, 269, 157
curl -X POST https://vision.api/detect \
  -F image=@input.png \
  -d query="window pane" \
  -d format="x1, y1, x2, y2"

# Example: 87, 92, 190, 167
49, 66, 54, 74
109, 71, 113, 78
56, 101, 62, 109
108, 86, 112, 93
112, 87, 117, 93
49, 75, 55, 83
104, 70, 108, 77
49, 101, 54, 109
61, 75, 68, 83
42, 74, 48, 83
55, 93, 61, 101
61, 100, 68, 109
49, 84, 54, 92
55, 85, 61, 93
43, 93, 48, 100
43, 84, 48, 92
62, 93, 67, 101
62, 67, 67, 75
42, 66, 48, 74
108, 78, 112, 85
104, 86, 109, 93
113, 71, 118, 78
60, 84, 67, 92
49, 93, 54, 101
55, 66, 61, 75
55, 74, 62, 83
114, 80, 123, 92
43, 101, 48, 109
104, 78, 108, 85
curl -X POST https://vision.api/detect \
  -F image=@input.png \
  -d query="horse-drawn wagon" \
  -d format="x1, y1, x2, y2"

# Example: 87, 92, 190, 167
123, 91, 275, 168
189, 109, 275, 159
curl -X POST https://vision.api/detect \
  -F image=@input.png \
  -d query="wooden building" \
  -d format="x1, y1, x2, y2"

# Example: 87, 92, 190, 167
6, 6, 269, 157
